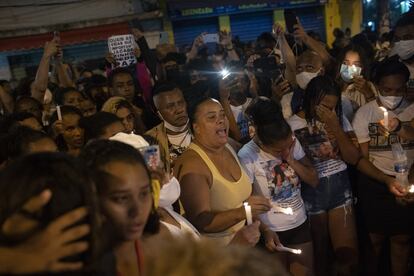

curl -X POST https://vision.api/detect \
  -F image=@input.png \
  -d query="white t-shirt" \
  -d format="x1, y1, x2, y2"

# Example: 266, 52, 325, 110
160, 206, 201, 240
288, 114, 353, 178
238, 140, 307, 232
352, 100, 414, 175
230, 98, 252, 140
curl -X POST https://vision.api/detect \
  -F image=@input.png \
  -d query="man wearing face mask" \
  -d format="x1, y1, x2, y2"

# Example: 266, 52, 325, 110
352, 59, 414, 276
276, 50, 324, 119
389, 7, 414, 101
146, 82, 191, 172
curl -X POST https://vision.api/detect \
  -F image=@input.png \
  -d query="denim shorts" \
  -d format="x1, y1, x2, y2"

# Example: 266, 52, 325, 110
301, 170, 352, 215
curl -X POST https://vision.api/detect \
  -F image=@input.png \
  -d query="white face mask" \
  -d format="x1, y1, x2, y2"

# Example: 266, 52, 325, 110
159, 176, 181, 208
390, 40, 414, 61
296, 70, 320, 90
340, 64, 362, 83
378, 94, 403, 110
158, 111, 189, 133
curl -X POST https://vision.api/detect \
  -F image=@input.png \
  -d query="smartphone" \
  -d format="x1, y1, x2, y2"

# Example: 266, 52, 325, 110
284, 10, 298, 33
202, 33, 219, 44
139, 145, 160, 170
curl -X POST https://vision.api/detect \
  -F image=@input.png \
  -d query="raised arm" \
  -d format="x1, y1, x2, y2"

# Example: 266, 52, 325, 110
131, 28, 158, 80
293, 18, 333, 68
272, 23, 296, 85
220, 31, 239, 62
219, 79, 242, 142
32, 38, 59, 103
186, 34, 204, 62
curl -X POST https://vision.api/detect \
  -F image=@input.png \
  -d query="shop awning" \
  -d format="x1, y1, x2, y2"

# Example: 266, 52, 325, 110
0, 22, 130, 52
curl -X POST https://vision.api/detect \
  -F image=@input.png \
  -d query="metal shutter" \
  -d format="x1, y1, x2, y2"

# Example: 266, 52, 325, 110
230, 11, 273, 43
173, 17, 219, 48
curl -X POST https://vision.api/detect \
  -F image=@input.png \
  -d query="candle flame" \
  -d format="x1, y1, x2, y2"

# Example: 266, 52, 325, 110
409, 185, 414, 193
282, 207, 293, 215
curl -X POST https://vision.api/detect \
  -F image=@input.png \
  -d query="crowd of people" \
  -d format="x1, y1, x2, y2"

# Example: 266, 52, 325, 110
0, 5, 413, 276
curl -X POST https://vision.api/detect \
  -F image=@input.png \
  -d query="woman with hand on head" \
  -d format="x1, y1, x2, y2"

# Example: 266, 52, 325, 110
0, 152, 111, 275
287, 76, 359, 276
174, 95, 271, 247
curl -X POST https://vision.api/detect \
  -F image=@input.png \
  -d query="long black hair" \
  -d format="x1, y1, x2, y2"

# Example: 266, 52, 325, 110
80, 139, 160, 235
336, 43, 372, 80
245, 97, 290, 145
303, 76, 343, 126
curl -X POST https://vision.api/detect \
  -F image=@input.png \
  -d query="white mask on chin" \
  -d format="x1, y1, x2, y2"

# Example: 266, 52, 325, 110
296, 69, 320, 90
159, 177, 181, 208
158, 112, 189, 133
378, 94, 403, 110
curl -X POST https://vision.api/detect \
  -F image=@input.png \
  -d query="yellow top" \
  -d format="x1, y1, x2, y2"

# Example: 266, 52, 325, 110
189, 143, 252, 246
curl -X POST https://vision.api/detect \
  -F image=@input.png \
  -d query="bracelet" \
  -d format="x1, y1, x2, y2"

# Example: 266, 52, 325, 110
226, 47, 234, 51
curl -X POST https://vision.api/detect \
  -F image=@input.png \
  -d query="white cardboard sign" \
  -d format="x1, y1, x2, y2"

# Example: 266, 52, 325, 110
107, 34, 137, 67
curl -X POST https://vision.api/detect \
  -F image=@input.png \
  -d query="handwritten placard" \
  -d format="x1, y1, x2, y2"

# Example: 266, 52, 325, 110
107, 34, 137, 68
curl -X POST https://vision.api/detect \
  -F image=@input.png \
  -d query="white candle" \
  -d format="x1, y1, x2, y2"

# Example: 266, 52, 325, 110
56, 105, 62, 121
244, 202, 253, 225
379, 107, 388, 129
276, 245, 302, 254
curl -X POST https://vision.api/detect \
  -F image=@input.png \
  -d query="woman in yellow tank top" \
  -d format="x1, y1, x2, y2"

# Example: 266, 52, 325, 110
174, 96, 272, 246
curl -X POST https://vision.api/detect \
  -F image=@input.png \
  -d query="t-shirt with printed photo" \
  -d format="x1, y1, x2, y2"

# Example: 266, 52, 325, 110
288, 114, 353, 178
238, 139, 307, 232
352, 100, 414, 175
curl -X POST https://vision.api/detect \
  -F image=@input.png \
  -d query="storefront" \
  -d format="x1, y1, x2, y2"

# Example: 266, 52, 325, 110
166, 0, 326, 47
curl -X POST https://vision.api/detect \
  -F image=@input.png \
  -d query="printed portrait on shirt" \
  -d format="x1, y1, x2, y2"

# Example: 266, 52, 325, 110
294, 121, 341, 163
263, 161, 300, 202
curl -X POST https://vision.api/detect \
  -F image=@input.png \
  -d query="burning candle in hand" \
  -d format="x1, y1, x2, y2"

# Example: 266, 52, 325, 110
244, 202, 253, 225
379, 106, 388, 129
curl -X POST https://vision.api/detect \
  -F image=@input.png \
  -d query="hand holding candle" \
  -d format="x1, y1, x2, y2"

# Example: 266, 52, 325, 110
276, 245, 302, 254
56, 105, 62, 121
379, 106, 388, 129
244, 202, 253, 225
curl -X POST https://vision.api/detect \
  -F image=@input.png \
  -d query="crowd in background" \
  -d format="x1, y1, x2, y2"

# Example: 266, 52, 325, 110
0, 4, 413, 276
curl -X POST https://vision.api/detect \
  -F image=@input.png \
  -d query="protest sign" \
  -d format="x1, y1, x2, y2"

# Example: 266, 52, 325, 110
107, 34, 137, 68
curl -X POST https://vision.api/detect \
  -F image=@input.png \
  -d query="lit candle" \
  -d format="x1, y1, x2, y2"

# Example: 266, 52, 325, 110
56, 105, 62, 121
409, 185, 414, 193
273, 206, 293, 215
244, 202, 253, 225
379, 106, 388, 129
276, 245, 302, 254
